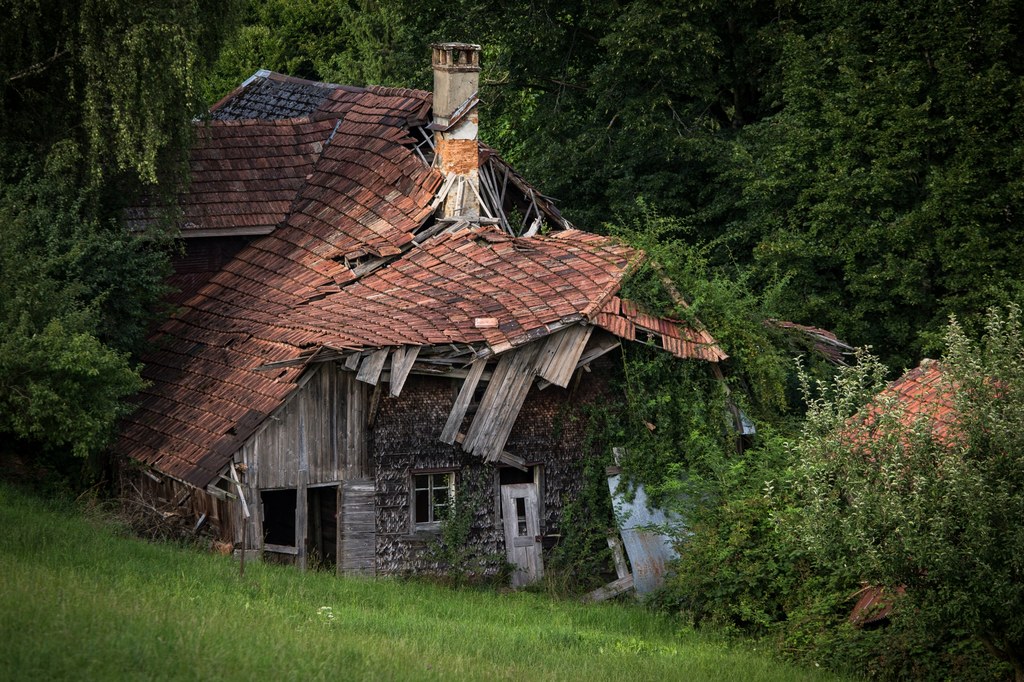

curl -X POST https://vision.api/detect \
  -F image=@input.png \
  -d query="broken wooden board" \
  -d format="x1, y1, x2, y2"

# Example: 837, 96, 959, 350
440, 358, 487, 444
582, 575, 634, 603
538, 331, 620, 390
388, 345, 421, 398
462, 342, 542, 462
535, 325, 593, 388
355, 348, 389, 385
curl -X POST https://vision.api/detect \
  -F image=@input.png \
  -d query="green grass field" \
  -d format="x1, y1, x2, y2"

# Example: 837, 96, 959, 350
0, 483, 842, 681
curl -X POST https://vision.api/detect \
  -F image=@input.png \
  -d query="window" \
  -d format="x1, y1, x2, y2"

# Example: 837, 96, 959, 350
412, 472, 455, 529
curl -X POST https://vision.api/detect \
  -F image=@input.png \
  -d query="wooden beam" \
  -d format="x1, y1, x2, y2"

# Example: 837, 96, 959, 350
356, 349, 389, 385
582, 575, 634, 603
440, 358, 488, 445
388, 345, 420, 397
608, 535, 629, 580
455, 433, 527, 472
229, 463, 250, 520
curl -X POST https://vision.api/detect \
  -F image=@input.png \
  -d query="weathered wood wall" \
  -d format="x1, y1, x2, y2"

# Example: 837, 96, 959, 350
230, 362, 368, 563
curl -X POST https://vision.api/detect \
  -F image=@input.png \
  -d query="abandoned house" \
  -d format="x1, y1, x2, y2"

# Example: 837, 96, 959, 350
114, 44, 727, 586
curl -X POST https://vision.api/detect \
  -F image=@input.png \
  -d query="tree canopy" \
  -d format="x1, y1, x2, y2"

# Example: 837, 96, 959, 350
0, 0, 240, 468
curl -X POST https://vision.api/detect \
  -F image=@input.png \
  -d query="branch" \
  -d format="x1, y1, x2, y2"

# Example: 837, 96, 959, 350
6, 47, 70, 84
483, 76, 587, 93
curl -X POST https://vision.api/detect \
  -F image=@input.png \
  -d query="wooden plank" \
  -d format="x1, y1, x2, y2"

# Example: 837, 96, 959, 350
356, 349, 389, 385
582, 575, 634, 603
388, 345, 420, 398
339, 478, 376, 576
608, 535, 630, 580
440, 359, 487, 444
464, 343, 542, 462
296, 468, 308, 571
296, 405, 309, 572
538, 333, 620, 390
264, 543, 299, 555
460, 350, 515, 454
459, 352, 513, 453
536, 326, 593, 388
229, 463, 250, 520
344, 352, 362, 371
367, 380, 383, 429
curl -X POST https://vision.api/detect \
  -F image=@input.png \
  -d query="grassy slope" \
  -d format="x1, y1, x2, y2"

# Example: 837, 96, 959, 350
0, 484, 840, 681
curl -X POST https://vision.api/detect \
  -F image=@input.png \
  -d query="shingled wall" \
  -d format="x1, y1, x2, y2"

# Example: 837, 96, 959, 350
370, 362, 613, 576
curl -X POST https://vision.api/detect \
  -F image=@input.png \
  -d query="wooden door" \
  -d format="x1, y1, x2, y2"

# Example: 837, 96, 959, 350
500, 483, 543, 587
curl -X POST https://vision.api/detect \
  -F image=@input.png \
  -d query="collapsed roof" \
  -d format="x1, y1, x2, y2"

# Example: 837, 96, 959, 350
114, 66, 725, 490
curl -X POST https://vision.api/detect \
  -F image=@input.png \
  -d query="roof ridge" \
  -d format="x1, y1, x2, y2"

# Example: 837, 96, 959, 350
259, 70, 344, 90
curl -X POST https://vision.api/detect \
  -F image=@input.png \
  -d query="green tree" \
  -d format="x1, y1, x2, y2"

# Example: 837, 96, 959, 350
793, 306, 1024, 679
0, 0, 240, 469
730, 0, 1024, 367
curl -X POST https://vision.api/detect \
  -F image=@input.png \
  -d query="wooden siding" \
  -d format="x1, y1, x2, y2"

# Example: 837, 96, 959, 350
232, 362, 368, 555
339, 479, 377, 575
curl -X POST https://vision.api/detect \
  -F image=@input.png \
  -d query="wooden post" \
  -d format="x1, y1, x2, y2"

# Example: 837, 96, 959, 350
229, 463, 250, 578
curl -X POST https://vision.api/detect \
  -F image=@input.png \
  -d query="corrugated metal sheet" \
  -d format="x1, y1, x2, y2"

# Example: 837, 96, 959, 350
607, 472, 682, 595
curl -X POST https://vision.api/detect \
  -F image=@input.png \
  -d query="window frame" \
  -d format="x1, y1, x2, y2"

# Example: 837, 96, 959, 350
410, 470, 456, 532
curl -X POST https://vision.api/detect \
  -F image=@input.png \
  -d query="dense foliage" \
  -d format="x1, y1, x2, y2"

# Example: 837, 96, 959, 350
0, 1, 239, 468
793, 307, 1024, 679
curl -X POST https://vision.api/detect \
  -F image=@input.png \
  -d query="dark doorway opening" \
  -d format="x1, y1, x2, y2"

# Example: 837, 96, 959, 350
308, 486, 338, 569
261, 488, 297, 546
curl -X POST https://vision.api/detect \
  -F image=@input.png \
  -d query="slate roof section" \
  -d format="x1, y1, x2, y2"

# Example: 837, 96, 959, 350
210, 71, 340, 120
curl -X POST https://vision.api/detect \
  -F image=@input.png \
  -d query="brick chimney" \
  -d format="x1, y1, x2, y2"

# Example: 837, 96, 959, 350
431, 43, 481, 218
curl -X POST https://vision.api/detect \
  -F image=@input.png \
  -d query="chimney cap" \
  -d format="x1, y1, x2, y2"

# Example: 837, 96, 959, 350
432, 43, 481, 72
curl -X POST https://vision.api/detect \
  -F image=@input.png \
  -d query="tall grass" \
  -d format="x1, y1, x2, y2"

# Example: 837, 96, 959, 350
0, 483, 840, 681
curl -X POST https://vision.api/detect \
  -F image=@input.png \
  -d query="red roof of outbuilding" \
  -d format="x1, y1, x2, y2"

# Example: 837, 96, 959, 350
852, 359, 960, 448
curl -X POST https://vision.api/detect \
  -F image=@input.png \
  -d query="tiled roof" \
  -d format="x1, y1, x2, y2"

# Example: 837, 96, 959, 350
116, 87, 440, 487
181, 117, 336, 235
210, 71, 340, 120
114, 75, 725, 490
854, 360, 959, 446
594, 296, 727, 362
290, 227, 642, 353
